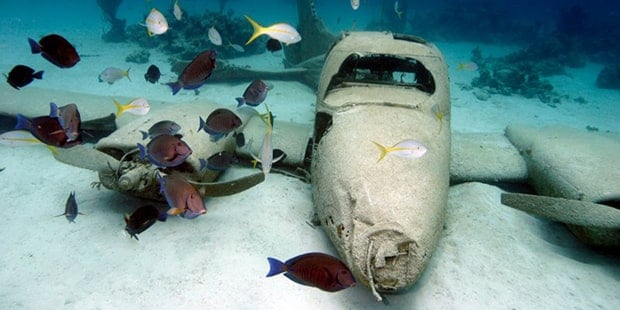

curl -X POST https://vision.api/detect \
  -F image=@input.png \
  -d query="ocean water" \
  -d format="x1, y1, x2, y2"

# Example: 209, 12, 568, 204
1, 0, 619, 309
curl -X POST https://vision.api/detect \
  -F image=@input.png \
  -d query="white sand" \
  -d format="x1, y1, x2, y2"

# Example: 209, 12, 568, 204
1, 4, 619, 309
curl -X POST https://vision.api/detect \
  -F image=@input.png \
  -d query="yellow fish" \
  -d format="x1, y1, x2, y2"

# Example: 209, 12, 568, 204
244, 15, 301, 45
0, 130, 58, 154
113, 98, 151, 117
250, 105, 284, 176
431, 103, 447, 134
372, 139, 427, 163
457, 62, 478, 71
145, 8, 168, 36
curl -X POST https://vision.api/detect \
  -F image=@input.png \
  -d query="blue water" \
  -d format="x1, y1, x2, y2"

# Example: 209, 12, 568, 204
1, 1, 619, 309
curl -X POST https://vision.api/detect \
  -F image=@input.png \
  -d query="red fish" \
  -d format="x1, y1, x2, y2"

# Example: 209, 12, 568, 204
14, 103, 82, 148
158, 172, 206, 219
6, 65, 43, 89
167, 50, 216, 95
28, 34, 80, 68
137, 134, 192, 168
266, 252, 356, 292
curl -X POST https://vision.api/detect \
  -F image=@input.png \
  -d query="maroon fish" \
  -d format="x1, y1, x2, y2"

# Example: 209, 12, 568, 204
28, 34, 80, 68
266, 38, 282, 52
6, 65, 44, 90
50, 103, 81, 142
137, 134, 192, 168
167, 49, 216, 95
158, 172, 206, 219
266, 252, 356, 292
236, 79, 270, 107
14, 114, 81, 148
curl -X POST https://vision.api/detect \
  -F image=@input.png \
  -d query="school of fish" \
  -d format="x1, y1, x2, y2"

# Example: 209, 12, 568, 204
0, 2, 440, 298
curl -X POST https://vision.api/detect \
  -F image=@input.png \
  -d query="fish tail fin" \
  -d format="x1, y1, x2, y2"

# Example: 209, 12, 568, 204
28, 38, 41, 54
125, 67, 132, 82
235, 97, 245, 107
198, 116, 206, 132
266, 257, 286, 277
14, 114, 32, 130
33, 70, 44, 80
113, 99, 125, 118
199, 158, 208, 171
137, 143, 147, 159
166, 82, 181, 95
140, 130, 149, 140
244, 15, 265, 45
371, 141, 389, 163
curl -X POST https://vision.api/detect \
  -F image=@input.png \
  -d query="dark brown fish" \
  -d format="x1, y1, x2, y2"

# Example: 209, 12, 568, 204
266, 252, 356, 292
197, 108, 242, 142
236, 79, 270, 107
137, 134, 192, 167
6, 65, 43, 89
144, 64, 161, 84
167, 50, 216, 95
55, 191, 83, 223
199, 151, 238, 171
125, 205, 167, 240
28, 34, 80, 68
15, 113, 82, 147
266, 38, 282, 52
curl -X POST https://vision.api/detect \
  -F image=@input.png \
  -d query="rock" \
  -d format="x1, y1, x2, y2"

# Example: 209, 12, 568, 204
125, 50, 150, 64
472, 89, 490, 101
596, 64, 620, 89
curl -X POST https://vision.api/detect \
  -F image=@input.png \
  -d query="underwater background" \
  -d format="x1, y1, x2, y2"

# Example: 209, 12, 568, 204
1, 0, 619, 309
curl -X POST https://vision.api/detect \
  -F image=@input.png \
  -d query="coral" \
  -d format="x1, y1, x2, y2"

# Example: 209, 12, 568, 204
470, 47, 561, 103
125, 50, 151, 64
283, 0, 336, 66
126, 9, 261, 62
97, 0, 126, 42
596, 64, 620, 89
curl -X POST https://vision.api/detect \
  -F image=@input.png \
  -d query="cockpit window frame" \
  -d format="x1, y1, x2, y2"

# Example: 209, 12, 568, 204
326, 53, 436, 94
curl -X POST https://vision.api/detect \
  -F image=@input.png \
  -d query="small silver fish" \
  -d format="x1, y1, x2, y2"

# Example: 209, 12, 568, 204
55, 191, 84, 223
208, 26, 222, 46
98, 67, 131, 84
173, 0, 183, 21
229, 43, 245, 52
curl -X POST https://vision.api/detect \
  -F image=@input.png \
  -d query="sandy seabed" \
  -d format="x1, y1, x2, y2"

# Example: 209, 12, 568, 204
1, 6, 619, 309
